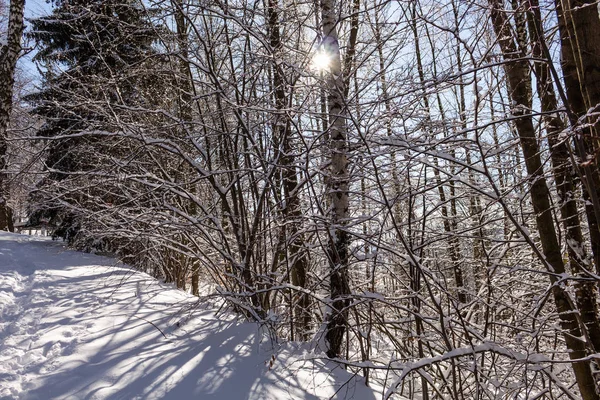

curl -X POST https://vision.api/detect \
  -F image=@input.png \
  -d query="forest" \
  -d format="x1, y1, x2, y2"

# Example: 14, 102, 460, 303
2, 0, 600, 398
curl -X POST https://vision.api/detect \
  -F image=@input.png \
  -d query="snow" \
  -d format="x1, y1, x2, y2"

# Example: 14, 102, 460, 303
0, 232, 376, 400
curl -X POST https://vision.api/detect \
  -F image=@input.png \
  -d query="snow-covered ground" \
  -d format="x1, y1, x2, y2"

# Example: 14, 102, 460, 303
0, 232, 377, 400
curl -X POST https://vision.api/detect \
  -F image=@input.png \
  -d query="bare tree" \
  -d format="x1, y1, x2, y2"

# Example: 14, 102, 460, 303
317, 0, 352, 359
489, 0, 600, 396
22, 0, 600, 397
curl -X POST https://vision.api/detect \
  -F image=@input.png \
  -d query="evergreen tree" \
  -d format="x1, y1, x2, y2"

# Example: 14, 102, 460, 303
27, 0, 162, 240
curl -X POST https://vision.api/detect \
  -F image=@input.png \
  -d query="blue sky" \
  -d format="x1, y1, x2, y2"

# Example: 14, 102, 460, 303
25, 0, 51, 19
19, 0, 52, 81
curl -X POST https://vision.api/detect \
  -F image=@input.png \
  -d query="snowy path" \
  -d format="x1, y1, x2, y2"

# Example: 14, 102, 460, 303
0, 233, 376, 400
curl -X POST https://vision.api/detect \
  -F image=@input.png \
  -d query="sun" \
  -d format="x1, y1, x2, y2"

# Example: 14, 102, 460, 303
312, 50, 331, 72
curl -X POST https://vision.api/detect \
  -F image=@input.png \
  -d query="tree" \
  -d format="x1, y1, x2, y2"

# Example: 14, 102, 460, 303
0, 0, 25, 232
555, 0, 600, 277
18, 0, 600, 396
489, 0, 600, 396
317, 0, 352, 359
27, 0, 163, 240
266, 0, 311, 340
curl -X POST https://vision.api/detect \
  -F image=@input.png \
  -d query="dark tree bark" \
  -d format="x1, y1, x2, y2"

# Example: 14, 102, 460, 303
266, 0, 311, 340
555, 0, 600, 277
526, 0, 600, 355
0, 0, 24, 232
489, 0, 599, 397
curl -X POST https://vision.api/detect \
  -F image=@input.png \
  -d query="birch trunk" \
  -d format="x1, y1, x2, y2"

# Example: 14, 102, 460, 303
319, 0, 351, 359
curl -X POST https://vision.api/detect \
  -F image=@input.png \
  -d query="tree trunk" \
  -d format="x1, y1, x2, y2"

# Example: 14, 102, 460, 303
172, 0, 200, 296
555, 0, 600, 277
526, 0, 600, 354
0, 0, 24, 233
489, 0, 599, 397
266, 0, 311, 340
319, 0, 351, 359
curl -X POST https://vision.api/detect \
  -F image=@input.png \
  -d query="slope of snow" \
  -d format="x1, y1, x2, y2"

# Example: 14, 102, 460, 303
0, 232, 377, 400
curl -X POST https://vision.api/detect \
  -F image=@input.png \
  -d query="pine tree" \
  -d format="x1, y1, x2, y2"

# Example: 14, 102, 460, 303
27, 0, 161, 240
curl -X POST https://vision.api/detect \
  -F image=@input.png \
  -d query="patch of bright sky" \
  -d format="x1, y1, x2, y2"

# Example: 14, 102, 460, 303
18, 0, 53, 83
25, 0, 51, 18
